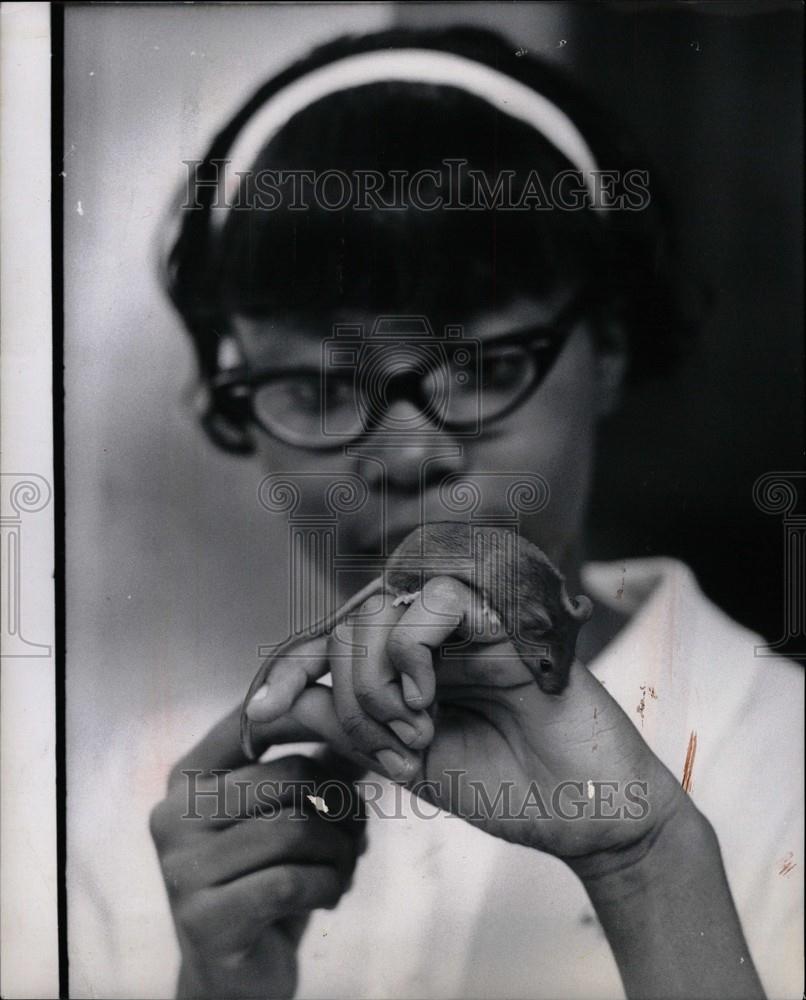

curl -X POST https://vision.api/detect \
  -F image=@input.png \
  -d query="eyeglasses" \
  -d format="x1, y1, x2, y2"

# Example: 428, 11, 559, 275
210, 292, 592, 451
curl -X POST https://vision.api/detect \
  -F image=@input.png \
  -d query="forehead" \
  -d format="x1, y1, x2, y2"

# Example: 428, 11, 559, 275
231, 294, 571, 368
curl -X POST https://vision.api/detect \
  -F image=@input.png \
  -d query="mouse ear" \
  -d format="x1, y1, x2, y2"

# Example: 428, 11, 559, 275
563, 591, 593, 623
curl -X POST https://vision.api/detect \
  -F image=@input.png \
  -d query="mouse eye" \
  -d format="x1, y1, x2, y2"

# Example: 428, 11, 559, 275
538, 659, 553, 674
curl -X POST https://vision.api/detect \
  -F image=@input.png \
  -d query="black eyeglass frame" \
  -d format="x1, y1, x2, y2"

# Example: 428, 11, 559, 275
209, 289, 598, 452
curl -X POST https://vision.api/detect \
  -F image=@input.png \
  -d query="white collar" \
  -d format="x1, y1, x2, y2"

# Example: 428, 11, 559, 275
582, 556, 702, 677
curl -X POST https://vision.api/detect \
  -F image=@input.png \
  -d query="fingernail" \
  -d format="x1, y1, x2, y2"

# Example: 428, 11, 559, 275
389, 720, 418, 746
375, 748, 407, 777
245, 685, 269, 717
402, 675, 423, 708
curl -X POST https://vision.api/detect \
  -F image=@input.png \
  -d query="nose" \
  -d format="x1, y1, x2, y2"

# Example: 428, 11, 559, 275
355, 400, 466, 494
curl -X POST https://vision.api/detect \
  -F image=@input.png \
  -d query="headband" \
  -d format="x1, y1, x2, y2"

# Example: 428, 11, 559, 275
210, 47, 606, 229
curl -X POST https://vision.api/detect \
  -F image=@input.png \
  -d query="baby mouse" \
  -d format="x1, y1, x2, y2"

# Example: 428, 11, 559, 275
240, 521, 592, 759
385, 522, 593, 694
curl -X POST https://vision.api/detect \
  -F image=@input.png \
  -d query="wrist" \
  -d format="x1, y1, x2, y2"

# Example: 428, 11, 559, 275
177, 961, 209, 999
567, 794, 765, 999
569, 792, 716, 895
177, 954, 296, 1000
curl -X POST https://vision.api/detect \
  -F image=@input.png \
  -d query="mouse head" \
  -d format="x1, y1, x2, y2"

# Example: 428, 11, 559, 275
515, 567, 593, 694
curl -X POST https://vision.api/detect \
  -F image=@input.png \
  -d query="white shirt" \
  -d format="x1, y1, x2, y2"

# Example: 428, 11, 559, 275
69, 559, 804, 998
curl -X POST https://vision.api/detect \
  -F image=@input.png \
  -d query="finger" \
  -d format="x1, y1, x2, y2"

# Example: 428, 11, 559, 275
242, 633, 423, 783
248, 677, 381, 783
171, 699, 332, 791
170, 705, 258, 787
385, 575, 486, 709
168, 813, 358, 894
160, 751, 367, 832
328, 626, 421, 784
241, 635, 332, 758
250, 681, 389, 793
157, 760, 308, 843
245, 636, 329, 723
275, 681, 355, 757
349, 597, 434, 750
184, 863, 350, 955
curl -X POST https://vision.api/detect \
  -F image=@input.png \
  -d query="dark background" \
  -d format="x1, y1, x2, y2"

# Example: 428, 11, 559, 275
400, 2, 804, 653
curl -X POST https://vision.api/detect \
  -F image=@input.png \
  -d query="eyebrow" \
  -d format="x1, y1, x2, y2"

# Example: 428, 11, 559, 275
231, 296, 583, 373
217, 324, 569, 385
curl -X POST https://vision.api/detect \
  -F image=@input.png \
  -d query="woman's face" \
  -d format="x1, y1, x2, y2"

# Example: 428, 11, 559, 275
231, 289, 622, 576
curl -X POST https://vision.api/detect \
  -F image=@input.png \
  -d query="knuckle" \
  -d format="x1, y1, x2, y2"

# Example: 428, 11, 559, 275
339, 711, 374, 745
354, 683, 395, 721
178, 893, 256, 966
358, 595, 382, 615
272, 866, 304, 907
385, 629, 426, 678
175, 892, 214, 945
424, 575, 463, 608
319, 873, 345, 910
353, 681, 380, 710
157, 848, 193, 900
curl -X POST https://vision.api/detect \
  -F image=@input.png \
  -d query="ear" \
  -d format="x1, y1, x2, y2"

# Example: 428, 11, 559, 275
594, 317, 628, 417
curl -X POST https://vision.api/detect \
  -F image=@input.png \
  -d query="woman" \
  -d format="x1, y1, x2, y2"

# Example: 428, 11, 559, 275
151, 26, 802, 999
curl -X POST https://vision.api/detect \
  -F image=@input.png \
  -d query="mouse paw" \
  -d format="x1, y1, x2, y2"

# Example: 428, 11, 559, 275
392, 590, 420, 608
481, 598, 502, 630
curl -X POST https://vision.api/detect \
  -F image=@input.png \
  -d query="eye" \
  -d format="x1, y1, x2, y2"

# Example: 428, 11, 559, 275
252, 373, 326, 426
323, 377, 354, 409
481, 349, 528, 390
285, 376, 321, 411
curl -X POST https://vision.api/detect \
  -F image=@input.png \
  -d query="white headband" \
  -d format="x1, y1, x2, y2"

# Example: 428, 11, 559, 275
210, 47, 606, 228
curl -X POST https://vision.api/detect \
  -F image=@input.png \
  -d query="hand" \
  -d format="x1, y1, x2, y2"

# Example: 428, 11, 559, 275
247, 576, 685, 872
150, 706, 367, 999
245, 579, 765, 1000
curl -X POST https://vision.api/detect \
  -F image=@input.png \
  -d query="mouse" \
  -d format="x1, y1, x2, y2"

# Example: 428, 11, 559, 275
240, 521, 592, 759
384, 522, 593, 692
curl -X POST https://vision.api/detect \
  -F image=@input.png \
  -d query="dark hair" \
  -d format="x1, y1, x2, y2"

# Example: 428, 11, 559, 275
163, 25, 701, 451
